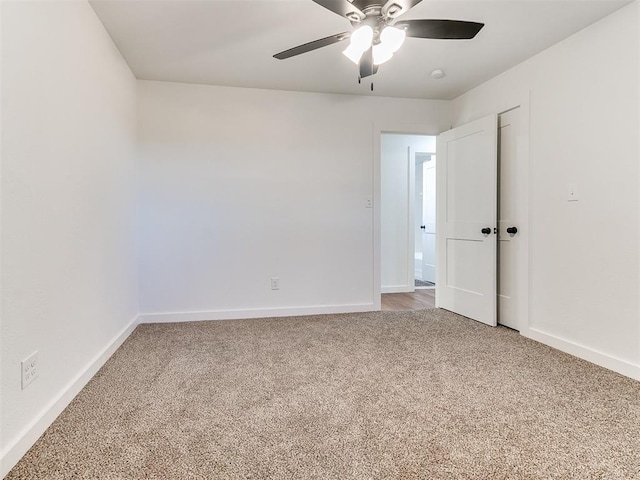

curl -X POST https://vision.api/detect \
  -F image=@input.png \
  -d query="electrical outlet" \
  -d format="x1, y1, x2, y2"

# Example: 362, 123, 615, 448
21, 351, 39, 390
567, 183, 579, 202
270, 277, 280, 290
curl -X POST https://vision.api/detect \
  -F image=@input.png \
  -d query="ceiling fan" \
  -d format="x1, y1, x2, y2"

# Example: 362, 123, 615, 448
274, 0, 484, 79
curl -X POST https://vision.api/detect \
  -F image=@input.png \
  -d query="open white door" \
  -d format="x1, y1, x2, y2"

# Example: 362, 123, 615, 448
436, 115, 498, 326
422, 155, 436, 283
497, 108, 523, 330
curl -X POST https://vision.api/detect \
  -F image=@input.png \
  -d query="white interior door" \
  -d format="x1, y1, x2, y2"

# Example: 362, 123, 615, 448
422, 156, 436, 283
436, 115, 498, 326
414, 156, 424, 280
497, 108, 522, 330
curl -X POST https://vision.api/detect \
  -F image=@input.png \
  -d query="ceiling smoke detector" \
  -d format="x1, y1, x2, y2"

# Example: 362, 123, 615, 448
431, 69, 446, 79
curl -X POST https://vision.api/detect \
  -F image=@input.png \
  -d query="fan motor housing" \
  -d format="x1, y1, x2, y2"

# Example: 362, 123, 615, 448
350, 0, 385, 12
349, 1, 404, 28
349, 1, 382, 24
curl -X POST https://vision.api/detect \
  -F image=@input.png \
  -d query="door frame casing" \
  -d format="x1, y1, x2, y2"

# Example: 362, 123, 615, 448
374, 124, 439, 308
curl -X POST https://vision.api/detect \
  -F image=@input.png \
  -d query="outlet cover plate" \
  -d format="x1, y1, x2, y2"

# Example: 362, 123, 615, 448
21, 351, 39, 390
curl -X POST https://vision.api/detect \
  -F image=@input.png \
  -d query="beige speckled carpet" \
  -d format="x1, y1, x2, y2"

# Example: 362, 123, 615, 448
6, 310, 640, 479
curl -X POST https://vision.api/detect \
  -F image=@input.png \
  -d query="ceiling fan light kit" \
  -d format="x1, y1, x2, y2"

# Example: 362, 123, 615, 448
342, 25, 373, 63
342, 42, 366, 64
380, 26, 406, 52
274, 0, 484, 80
372, 43, 393, 65
343, 25, 405, 66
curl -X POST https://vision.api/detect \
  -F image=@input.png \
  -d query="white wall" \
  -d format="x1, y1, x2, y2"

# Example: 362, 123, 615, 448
0, 1, 139, 474
137, 81, 450, 321
380, 134, 436, 292
451, 2, 640, 379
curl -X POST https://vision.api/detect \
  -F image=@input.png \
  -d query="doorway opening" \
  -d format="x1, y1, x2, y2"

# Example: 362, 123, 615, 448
376, 103, 528, 323
379, 132, 436, 310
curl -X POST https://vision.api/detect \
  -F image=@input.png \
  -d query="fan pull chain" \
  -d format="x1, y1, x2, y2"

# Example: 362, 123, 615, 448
356, 76, 373, 92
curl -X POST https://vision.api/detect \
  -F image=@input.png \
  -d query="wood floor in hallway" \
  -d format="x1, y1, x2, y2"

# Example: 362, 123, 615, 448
381, 289, 436, 311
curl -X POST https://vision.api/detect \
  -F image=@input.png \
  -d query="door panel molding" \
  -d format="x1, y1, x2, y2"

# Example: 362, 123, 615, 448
436, 114, 498, 326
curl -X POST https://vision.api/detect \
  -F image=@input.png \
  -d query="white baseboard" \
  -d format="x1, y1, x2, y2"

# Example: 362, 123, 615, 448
138, 303, 377, 324
524, 328, 640, 381
0, 316, 139, 478
381, 286, 414, 294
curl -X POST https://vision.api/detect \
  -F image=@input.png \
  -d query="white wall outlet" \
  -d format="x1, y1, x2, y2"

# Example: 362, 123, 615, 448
21, 351, 39, 390
567, 183, 579, 202
365, 198, 373, 208
270, 277, 280, 290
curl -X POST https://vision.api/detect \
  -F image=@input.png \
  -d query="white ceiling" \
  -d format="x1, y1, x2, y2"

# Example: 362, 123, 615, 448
89, 0, 632, 100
